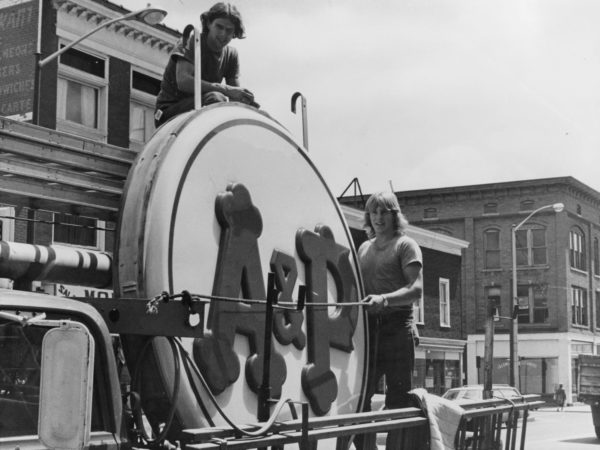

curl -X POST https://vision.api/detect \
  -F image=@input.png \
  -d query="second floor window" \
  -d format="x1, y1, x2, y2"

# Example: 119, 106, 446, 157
439, 278, 450, 327
130, 70, 161, 150
570, 228, 586, 271
57, 46, 107, 141
484, 229, 500, 269
515, 227, 547, 266
594, 238, 600, 276
130, 100, 155, 147
572, 286, 588, 326
517, 284, 549, 324
57, 78, 98, 127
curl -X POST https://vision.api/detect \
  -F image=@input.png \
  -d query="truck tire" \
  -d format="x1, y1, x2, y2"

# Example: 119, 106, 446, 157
595, 426, 600, 439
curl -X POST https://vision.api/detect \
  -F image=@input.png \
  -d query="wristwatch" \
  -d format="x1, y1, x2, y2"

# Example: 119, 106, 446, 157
381, 294, 389, 308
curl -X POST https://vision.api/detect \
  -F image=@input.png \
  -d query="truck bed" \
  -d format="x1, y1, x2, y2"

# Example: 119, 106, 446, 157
579, 354, 600, 402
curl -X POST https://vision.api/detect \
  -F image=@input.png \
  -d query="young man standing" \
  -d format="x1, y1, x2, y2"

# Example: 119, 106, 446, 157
155, 2, 257, 127
355, 192, 424, 450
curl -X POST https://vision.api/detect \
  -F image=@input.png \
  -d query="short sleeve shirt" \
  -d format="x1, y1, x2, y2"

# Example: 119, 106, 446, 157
156, 33, 240, 111
358, 234, 423, 324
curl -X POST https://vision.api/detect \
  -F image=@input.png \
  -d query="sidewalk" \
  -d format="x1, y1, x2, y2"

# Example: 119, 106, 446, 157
536, 402, 590, 413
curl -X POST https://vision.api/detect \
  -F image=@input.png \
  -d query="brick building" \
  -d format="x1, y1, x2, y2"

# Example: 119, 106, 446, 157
342, 176, 600, 403
0, 0, 179, 294
342, 205, 469, 395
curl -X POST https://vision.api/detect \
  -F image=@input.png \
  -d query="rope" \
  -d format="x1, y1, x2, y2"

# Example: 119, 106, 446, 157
174, 338, 296, 438
130, 291, 367, 315
129, 337, 181, 446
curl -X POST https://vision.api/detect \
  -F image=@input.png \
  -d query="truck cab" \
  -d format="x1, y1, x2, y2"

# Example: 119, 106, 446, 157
0, 290, 125, 449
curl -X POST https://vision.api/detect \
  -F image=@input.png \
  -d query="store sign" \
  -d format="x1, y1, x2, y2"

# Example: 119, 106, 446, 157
0, 0, 37, 120
118, 105, 367, 436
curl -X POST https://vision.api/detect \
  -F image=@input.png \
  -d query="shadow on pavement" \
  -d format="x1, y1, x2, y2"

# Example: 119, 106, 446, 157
558, 436, 598, 445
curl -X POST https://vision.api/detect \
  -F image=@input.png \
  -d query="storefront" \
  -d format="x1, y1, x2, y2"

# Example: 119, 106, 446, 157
467, 332, 599, 403
413, 337, 466, 395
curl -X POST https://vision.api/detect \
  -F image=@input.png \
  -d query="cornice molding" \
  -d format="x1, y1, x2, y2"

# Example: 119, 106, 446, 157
394, 176, 600, 208
340, 205, 469, 255
53, 0, 177, 53
418, 336, 467, 351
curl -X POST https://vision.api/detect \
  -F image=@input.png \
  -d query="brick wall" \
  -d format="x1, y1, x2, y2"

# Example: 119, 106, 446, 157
421, 247, 463, 339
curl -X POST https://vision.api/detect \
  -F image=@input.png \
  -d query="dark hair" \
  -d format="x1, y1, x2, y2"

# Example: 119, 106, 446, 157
200, 2, 246, 39
363, 191, 409, 239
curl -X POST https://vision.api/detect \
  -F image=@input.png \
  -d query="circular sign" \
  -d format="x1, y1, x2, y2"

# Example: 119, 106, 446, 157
116, 104, 367, 442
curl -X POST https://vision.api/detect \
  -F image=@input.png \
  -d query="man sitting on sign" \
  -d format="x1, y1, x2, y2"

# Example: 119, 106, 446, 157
154, 2, 258, 127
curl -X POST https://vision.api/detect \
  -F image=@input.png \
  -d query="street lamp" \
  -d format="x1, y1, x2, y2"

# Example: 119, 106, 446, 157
510, 202, 564, 389
33, 7, 168, 123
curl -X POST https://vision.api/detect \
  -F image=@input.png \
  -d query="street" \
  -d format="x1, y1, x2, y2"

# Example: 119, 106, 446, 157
369, 402, 598, 449
524, 403, 598, 450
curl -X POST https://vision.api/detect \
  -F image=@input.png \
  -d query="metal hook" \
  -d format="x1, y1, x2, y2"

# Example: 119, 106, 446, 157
291, 92, 309, 151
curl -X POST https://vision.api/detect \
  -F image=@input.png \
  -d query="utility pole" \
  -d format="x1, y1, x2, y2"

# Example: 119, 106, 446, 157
483, 299, 495, 400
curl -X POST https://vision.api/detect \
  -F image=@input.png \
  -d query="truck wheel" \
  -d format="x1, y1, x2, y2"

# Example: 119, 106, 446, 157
595, 426, 600, 439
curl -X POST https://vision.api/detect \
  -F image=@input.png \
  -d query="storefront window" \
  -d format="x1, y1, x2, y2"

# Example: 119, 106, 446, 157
477, 358, 509, 385
520, 358, 543, 393
445, 360, 461, 389
413, 358, 426, 390
416, 353, 462, 396
476, 355, 559, 396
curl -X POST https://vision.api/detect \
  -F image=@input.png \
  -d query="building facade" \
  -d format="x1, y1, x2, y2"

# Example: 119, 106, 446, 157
342, 205, 469, 396
344, 177, 600, 404
0, 0, 179, 294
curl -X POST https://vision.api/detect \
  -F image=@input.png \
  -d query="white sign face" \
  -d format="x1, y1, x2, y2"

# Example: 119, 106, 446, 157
118, 104, 367, 438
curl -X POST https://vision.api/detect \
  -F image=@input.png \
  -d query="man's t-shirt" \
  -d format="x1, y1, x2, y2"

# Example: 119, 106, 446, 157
156, 33, 240, 111
358, 234, 422, 326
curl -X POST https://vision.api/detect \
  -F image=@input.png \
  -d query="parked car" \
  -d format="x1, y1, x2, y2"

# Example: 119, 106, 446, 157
442, 384, 522, 402
442, 384, 525, 426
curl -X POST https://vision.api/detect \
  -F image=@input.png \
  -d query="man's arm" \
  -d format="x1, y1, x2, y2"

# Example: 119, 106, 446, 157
175, 58, 256, 105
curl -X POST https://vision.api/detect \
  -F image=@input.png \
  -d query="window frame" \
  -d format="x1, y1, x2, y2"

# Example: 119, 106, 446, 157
594, 237, 600, 276
129, 94, 156, 150
423, 207, 438, 220
56, 42, 108, 141
516, 284, 549, 325
595, 290, 600, 330
483, 202, 498, 215
414, 289, 425, 325
129, 69, 160, 150
484, 228, 501, 269
520, 200, 535, 212
569, 228, 586, 271
571, 286, 589, 327
439, 277, 450, 327
0, 206, 15, 241
515, 226, 547, 267
52, 213, 106, 251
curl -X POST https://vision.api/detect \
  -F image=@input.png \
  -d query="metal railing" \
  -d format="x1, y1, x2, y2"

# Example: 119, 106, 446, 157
457, 395, 543, 450
181, 395, 543, 450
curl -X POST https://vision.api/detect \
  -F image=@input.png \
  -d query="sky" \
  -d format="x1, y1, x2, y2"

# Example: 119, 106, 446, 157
120, 0, 600, 197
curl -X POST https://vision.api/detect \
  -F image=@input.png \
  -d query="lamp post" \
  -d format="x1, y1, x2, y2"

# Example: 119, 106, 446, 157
33, 7, 167, 124
510, 202, 564, 389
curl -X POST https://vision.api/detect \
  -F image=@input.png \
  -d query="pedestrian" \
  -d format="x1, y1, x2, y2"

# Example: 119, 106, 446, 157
154, 2, 258, 127
555, 384, 566, 411
354, 191, 424, 450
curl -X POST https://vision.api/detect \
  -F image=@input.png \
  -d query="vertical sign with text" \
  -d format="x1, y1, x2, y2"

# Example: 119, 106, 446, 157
0, 0, 38, 120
